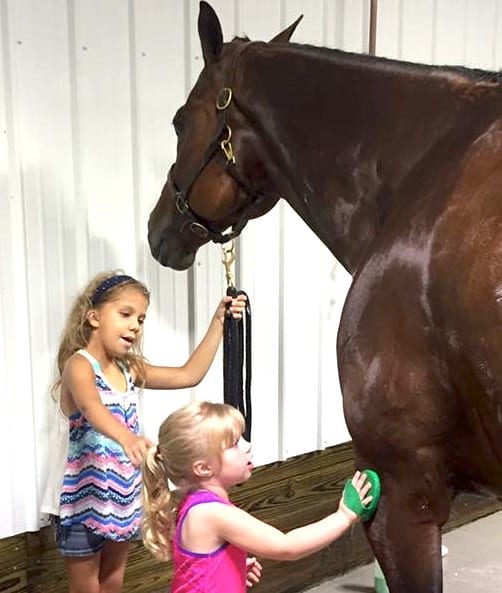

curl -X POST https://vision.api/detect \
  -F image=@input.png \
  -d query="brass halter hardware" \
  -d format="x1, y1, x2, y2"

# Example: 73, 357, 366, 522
216, 87, 233, 110
220, 125, 236, 164
221, 240, 236, 288
216, 89, 236, 164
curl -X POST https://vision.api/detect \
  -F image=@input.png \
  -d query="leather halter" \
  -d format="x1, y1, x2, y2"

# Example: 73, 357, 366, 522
170, 54, 270, 243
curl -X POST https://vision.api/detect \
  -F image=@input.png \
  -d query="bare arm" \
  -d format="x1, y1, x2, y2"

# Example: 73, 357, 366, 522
188, 473, 371, 561
63, 355, 152, 465
210, 503, 355, 561
143, 294, 247, 390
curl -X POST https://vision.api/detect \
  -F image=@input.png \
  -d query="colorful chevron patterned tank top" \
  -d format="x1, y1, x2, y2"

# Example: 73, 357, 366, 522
59, 349, 141, 541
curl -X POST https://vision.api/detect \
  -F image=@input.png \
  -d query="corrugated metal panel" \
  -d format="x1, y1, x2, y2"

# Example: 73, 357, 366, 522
1, 0, 501, 538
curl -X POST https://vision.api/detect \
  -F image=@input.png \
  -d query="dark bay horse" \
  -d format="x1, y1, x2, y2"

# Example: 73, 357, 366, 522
148, 2, 502, 591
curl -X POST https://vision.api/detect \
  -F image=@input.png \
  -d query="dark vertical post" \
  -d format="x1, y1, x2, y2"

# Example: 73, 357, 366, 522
369, 0, 378, 55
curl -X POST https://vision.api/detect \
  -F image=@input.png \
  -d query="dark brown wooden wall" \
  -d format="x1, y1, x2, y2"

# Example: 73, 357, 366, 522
2, 441, 501, 593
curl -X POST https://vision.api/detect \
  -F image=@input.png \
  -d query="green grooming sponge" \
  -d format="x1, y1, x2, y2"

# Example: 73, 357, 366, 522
342, 469, 381, 522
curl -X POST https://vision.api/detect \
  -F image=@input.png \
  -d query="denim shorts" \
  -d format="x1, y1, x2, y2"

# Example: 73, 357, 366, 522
53, 515, 106, 557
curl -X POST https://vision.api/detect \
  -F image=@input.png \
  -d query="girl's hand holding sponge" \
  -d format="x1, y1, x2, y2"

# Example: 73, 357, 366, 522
341, 469, 381, 522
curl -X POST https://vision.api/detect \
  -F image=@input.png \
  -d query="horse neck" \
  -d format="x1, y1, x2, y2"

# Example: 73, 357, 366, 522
238, 45, 502, 273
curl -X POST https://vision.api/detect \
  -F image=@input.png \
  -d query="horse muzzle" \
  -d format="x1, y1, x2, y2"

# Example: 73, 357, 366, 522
147, 211, 198, 270
147, 230, 196, 270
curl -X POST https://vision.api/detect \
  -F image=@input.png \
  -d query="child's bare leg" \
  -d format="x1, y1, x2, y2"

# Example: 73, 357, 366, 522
65, 553, 101, 593
99, 540, 130, 593
65, 541, 129, 593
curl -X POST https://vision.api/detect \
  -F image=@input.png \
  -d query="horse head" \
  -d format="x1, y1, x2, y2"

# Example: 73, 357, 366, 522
147, 1, 302, 270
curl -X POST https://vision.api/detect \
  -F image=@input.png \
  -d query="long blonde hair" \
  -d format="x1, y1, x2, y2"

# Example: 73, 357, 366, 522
51, 270, 150, 397
141, 401, 245, 561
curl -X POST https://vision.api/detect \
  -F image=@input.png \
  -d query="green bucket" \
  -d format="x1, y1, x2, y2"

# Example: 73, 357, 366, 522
374, 560, 389, 593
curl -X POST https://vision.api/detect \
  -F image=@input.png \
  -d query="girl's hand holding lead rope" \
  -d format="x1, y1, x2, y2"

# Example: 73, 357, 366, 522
216, 293, 247, 324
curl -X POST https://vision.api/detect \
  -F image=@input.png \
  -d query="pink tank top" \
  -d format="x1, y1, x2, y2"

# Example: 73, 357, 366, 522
171, 490, 247, 593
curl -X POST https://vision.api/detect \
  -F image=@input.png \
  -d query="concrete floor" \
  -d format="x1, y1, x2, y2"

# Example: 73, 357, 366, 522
302, 510, 502, 593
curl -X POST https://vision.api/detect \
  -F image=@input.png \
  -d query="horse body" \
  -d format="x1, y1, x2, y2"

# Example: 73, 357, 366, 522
148, 3, 502, 591
325, 64, 502, 592
337, 119, 502, 590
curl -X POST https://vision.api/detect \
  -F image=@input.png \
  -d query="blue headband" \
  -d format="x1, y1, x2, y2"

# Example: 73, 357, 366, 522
90, 275, 134, 306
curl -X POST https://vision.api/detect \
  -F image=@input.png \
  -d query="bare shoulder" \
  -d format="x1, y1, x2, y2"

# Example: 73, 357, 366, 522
187, 499, 279, 557
186, 500, 248, 534
188, 499, 250, 526
61, 352, 98, 398
63, 352, 94, 381
60, 353, 97, 415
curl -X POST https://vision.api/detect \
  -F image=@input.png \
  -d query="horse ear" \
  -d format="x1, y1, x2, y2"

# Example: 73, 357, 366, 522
198, 1, 224, 65
269, 15, 303, 43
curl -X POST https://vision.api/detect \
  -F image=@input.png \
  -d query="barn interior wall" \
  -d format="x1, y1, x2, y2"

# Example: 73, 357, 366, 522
1, 0, 501, 540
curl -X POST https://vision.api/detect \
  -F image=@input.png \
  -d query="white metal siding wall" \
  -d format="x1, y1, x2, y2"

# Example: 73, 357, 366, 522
0, 0, 501, 538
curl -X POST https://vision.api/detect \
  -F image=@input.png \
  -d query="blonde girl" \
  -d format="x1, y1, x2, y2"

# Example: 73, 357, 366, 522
41, 271, 246, 593
142, 401, 373, 593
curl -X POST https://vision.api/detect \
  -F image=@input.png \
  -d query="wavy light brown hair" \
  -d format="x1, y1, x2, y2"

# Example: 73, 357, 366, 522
51, 270, 150, 397
141, 401, 245, 561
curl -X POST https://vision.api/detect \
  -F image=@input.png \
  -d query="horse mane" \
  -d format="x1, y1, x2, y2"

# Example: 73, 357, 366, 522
245, 39, 502, 86
231, 35, 250, 43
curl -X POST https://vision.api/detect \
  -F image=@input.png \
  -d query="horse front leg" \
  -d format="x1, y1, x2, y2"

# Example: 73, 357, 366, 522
365, 470, 450, 593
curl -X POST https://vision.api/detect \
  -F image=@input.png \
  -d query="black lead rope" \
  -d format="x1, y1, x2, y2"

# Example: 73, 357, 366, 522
223, 286, 252, 441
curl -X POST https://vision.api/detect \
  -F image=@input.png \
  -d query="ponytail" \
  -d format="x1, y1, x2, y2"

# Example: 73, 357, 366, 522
141, 447, 179, 561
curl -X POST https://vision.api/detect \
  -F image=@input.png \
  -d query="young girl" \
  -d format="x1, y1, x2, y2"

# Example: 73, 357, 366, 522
141, 400, 374, 593
41, 271, 246, 593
